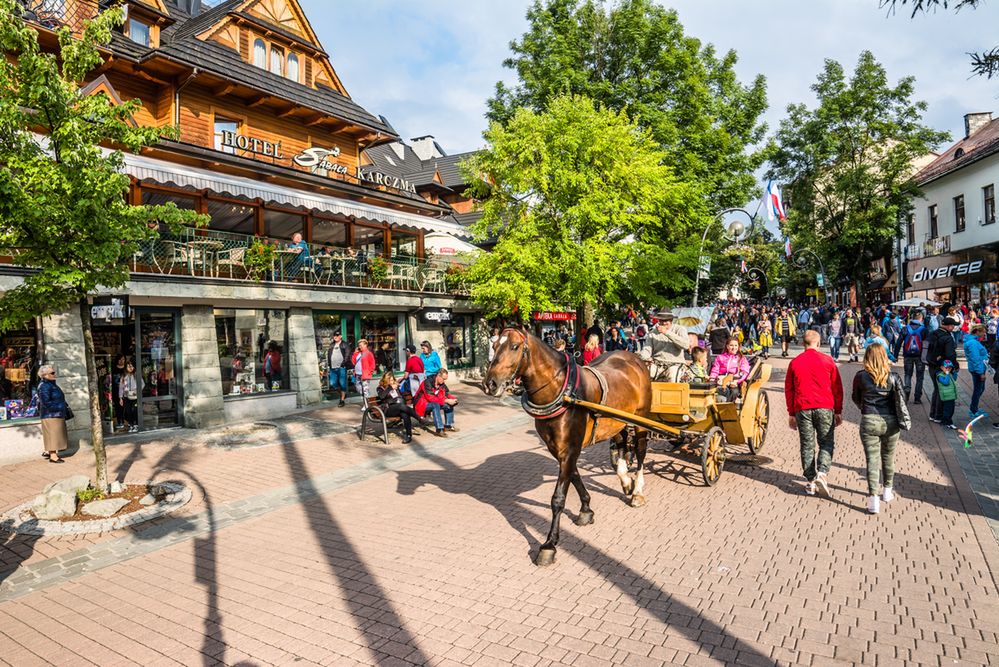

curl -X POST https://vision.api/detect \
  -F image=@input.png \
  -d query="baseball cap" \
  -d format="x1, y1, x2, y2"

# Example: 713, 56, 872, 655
333, 331, 342, 337
404, 344, 417, 354
941, 360, 954, 369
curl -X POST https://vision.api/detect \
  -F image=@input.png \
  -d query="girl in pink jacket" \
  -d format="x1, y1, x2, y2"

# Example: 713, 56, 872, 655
709, 338, 750, 401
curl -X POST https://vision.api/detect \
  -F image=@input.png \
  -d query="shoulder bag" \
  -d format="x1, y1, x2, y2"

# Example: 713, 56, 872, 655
891, 373, 911, 430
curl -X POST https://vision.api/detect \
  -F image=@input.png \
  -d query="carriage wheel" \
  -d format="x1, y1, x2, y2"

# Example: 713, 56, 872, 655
748, 390, 770, 455
700, 427, 726, 486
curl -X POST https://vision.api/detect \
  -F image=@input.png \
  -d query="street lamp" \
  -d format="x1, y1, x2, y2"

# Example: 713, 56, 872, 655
691, 208, 758, 307
791, 247, 829, 304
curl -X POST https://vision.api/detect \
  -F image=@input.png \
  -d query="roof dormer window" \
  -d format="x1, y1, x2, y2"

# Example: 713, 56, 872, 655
287, 53, 299, 82
253, 38, 266, 68
128, 17, 151, 47
270, 45, 284, 76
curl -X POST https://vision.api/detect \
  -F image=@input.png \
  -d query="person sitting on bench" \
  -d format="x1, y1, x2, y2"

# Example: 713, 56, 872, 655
376, 372, 419, 444
709, 337, 750, 402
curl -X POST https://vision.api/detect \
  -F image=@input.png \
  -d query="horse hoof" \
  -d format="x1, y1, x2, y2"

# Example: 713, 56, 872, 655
622, 481, 635, 496
575, 510, 594, 526
535, 548, 557, 567
630, 494, 646, 508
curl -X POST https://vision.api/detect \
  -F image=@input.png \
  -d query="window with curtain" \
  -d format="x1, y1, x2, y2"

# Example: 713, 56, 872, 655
287, 53, 299, 82
270, 46, 284, 76
253, 38, 266, 68
264, 209, 305, 240
128, 18, 150, 47
213, 117, 239, 154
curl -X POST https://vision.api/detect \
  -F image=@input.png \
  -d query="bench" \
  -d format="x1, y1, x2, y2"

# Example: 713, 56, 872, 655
358, 391, 416, 445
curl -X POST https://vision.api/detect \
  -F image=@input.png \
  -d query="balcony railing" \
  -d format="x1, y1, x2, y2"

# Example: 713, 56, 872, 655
126, 229, 469, 295
19, 0, 96, 32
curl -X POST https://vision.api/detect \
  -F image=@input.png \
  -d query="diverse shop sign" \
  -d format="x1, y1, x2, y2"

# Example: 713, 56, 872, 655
356, 168, 418, 194
420, 307, 453, 324
532, 311, 576, 322
906, 246, 998, 290
293, 146, 348, 175
218, 130, 284, 158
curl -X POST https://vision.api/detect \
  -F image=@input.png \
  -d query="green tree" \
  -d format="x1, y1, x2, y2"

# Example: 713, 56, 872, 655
882, 0, 998, 78
488, 0, 768, 211
0, 1, 204, 489
463, 94, 707, 318
767, 51, 948, 307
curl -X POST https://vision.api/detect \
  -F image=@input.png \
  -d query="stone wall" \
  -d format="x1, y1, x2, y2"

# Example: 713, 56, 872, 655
180, 305, 225, 429
287, 308, 322, 407
42, 307, 92, 447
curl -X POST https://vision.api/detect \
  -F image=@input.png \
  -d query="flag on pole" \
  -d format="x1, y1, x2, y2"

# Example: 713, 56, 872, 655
740, 259, 748, 274
765, 180, 787, 222
784, 236, 792, 258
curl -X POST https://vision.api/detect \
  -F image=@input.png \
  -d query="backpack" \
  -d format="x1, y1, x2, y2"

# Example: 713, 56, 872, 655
902, 325, 924, 358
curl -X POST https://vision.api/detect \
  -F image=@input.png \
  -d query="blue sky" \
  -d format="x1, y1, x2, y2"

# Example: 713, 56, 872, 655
303, 0, 998, 159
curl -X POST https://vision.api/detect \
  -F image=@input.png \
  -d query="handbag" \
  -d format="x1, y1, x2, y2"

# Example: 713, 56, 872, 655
891, 374, 911, 430
65, 406, 75, 420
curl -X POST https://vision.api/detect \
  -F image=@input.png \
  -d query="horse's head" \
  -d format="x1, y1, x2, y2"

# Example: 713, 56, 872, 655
481, 328, 528, 397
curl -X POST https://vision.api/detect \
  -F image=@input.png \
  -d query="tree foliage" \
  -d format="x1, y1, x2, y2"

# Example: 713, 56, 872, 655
767, 51, 949, 304
0, 0, 204, 487
464, 94, 708, 318
488, 0, 768, 211
882, 0, 998, 78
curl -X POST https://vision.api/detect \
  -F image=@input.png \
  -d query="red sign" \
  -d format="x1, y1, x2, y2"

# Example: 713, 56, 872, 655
532, 311, 576, 321
437, 247, 456, 255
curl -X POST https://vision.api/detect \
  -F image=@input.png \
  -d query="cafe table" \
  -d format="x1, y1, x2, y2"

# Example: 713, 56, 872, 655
186, 238, 225, 277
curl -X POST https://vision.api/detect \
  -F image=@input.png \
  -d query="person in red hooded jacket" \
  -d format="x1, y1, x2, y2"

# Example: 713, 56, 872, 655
414, 368, 458, 437
351, 338, 376, 408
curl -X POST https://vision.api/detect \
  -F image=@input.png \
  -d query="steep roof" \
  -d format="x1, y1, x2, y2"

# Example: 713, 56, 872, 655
430, 151, 476, 189
362, 143, 477, 189
915, 116, 999, 185
167, 0, 242, 42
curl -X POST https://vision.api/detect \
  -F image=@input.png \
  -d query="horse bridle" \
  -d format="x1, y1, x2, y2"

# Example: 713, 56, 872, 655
500, 328, 560, 397
498, 328, 577, 418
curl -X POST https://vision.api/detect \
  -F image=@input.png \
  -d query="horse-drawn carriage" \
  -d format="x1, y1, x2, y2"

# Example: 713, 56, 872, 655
564, 357, 771, 486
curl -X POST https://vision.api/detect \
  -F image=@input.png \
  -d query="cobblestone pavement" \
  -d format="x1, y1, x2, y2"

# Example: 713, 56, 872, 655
1, 358, 998, 666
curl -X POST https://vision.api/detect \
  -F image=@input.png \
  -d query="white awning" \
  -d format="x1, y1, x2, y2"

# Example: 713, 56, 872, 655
121, 153, 473, 238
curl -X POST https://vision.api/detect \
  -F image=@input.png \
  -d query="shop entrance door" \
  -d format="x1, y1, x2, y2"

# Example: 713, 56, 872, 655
138, 311, 181, 430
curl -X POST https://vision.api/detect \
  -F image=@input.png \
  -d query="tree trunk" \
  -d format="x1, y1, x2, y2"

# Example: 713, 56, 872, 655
79, 298, 108, 491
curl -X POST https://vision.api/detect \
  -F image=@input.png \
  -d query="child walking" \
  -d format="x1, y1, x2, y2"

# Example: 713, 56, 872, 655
935, 360, 958, 429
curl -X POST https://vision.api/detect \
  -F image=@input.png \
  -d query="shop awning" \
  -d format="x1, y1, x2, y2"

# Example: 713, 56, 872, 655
121, 153, 474, 239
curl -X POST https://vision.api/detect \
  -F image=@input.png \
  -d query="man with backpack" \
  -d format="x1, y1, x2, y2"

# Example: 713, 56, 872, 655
901, 312, 927, 404
926, 317, 960, 423
883, 312, 904, 361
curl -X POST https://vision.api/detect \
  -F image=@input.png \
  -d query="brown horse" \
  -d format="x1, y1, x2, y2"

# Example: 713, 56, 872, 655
482, 327, 652, 565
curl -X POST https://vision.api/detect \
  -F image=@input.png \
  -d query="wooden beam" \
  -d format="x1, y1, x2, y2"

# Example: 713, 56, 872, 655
133, 69, 172, 86
247, 96, 270, 108
305, 115, 326, 127
213, 83, 236, 97
278, 106, 299, 119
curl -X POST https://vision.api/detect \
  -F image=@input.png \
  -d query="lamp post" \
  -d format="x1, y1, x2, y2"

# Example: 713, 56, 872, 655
691, 208, 758, 307
791, 247, 829, 304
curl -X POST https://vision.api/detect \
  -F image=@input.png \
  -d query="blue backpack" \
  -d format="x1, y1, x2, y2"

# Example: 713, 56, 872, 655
902, 325, 924, 358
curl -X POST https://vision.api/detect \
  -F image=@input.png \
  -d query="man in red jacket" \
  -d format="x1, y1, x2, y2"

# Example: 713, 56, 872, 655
785, 330, 844, 498
351, 338, 376, 409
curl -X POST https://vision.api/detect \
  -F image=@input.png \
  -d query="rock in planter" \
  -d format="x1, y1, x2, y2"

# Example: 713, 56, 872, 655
109, 481, 125, 494
139, 494, 156, 506
43, 475, 90, 497
31, 490, 77, 520
81, 498, 129, 518
149, 483, 172, 497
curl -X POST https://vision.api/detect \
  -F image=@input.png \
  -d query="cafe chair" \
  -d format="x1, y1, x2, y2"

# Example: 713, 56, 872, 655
215, 246, 247, 278
163, 240, 201, 276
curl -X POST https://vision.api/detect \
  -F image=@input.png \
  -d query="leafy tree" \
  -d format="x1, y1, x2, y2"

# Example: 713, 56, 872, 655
767, 51, 949, 307
882, 0, 998, 78
488, 0, 769, 211
0, 1, 204, 489
463, 94, 707, 318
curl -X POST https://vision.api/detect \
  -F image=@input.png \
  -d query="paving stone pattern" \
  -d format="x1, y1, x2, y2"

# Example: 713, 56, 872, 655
0, 356, 997, 666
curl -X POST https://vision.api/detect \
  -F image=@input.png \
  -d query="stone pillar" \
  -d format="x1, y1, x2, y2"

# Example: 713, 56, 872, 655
180, 305, 225, 429
42, 308, 92, 447
287, 308, 322, 407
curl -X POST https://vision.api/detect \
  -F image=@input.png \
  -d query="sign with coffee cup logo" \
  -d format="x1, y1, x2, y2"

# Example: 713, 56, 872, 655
420, 308, 453, 324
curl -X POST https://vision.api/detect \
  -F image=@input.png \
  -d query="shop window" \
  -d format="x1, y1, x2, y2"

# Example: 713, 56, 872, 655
954, 195, 965, 233
985, 184, 996, 225
214, 309, 289, 395
207, 199, 256, 236
213, 117, 240, 155
391, 231, 418, 259
440, 314, 475, 369
906, 214, 915, 246
253, 38, 266, 69
0, 321, 40, 421
264, 209, 305, 240
928, 204, 938, 239
270, 45, 284, 76
353, 225, 384, 257
128, 18, 151, 47
313, 218, 348, 248
287, 53, 300, 82
360, 313, 399, 373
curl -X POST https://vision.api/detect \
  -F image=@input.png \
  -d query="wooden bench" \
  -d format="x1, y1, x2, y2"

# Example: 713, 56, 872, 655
358, 391, 416, 445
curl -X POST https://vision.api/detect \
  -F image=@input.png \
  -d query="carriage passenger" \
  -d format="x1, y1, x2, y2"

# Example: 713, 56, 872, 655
688, 347, 709, 383
709, 338, 751, 402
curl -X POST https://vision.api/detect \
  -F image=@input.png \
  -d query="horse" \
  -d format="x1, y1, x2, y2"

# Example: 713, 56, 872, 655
481, 327, 652, 566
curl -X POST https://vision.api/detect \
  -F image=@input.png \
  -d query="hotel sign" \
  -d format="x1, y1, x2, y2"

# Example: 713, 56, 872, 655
219, 130, 284, 158
293, 146, 349, 175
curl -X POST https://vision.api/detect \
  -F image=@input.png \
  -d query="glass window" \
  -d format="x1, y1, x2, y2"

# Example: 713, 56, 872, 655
253, 38, 266, 68
928, 204, 938, 239
287, 53, 299, 82
353, 225, 384, 256
213, 117, 239, 155
360, 313, 399, 374
141, 189, 198, 238
214, 309, 289, 395
985, 184, 996, 225
128, 18, 150, 47
441, 314, 475, 369
0, 321, 40, 415
264, 209, 305, 240
313, 218, 347, 248
906, 214, 915, 246
954, 195, 965, 233
270, 46, 284, 76
390, 231, 418, 259
207, 199, 255, 236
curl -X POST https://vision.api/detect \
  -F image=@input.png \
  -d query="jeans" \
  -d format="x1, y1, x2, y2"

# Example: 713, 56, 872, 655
940, 399, 956, 425
829, 336, 842, 360
796, 408, 836, 481
970, 373, 986, 414
891, 336, 904, 361
902, 357, 925, 400
428, 402, 454, 430
859, 414, 900, 495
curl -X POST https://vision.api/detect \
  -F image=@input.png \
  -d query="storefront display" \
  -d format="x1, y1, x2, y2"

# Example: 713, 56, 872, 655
360, 313, 400, 373
215, 309, 289, 395
0, 322, 40, 411
441, 314, 476, 369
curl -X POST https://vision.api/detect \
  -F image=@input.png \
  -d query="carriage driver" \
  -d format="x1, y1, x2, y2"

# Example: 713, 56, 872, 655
644, 311, 690, 381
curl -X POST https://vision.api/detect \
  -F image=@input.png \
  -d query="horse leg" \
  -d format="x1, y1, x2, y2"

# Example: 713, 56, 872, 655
614, 431, 635, 497
570, 463, 593, 526
537, 457, 574, 566
631, 428, 649, 508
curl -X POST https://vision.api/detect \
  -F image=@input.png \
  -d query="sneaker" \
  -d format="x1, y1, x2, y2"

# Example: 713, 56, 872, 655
444, 425, 459, 432
993, 422, 999, 429
913, 398, 922, 405
434, 429, 447, 438
814, 473, 831, 499
973, 410, 989, 419
929, 417, 941, 423
804, 481, 816, 496
882, 486, 894, 503
868, 495, 880, 514
945, 423, 957, 430
130, 426, 139, 433
402, 435, 413, 444
338, 400, 345, 408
